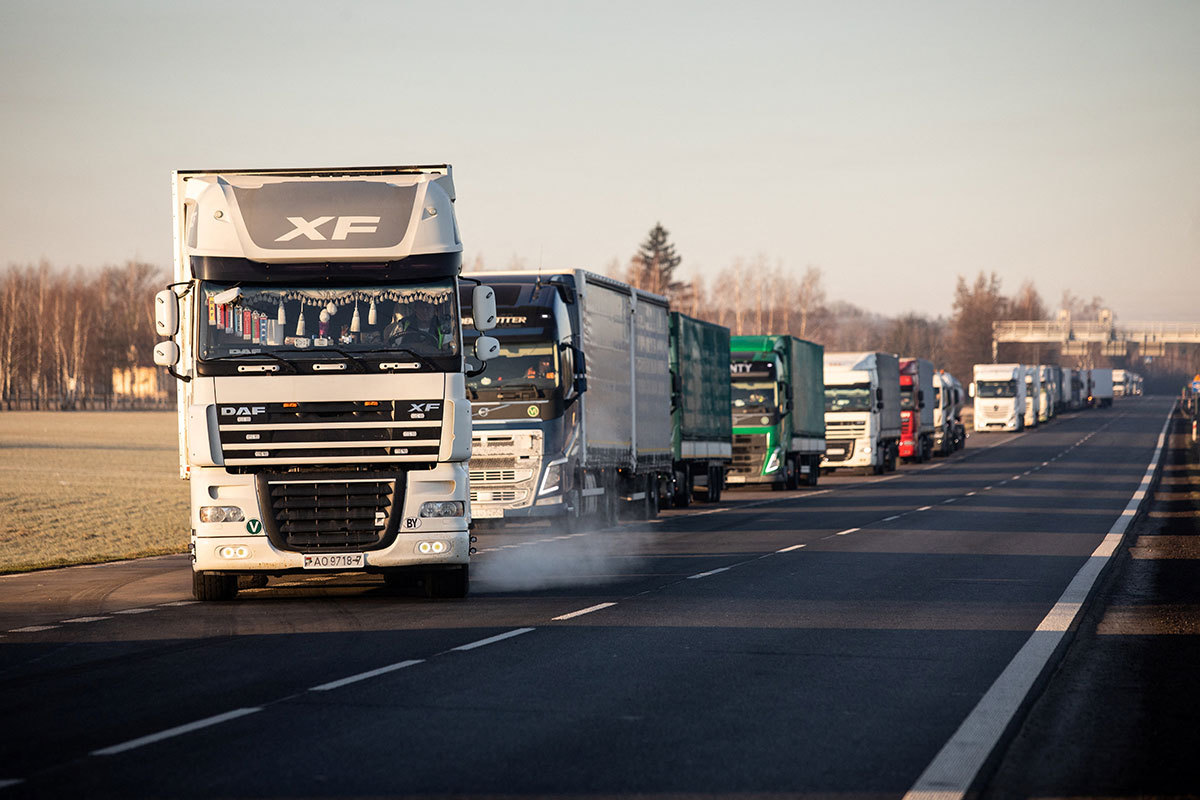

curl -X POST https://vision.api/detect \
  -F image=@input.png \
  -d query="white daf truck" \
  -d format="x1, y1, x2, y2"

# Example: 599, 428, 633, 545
153, 165, 498, 600
821, 351, 901, 474
971, 363, 1026, 431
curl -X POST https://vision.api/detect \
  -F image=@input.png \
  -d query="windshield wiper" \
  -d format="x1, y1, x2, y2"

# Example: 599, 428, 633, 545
322, 347, 368, 373
204, 351, 298, 374
358, 347, 440, 372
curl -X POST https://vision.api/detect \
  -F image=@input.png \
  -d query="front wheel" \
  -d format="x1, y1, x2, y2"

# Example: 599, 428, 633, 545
193, 571, 238, 601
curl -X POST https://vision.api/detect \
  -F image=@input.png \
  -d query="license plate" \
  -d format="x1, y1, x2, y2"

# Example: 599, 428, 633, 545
302, 553, 365, 570
472, 506, 503, 519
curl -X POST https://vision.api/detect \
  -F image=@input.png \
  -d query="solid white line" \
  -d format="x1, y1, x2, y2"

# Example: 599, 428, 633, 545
688, 566, 732, 580
62, 616, 111, 623
93, 707, 262, 756
835, 527, 860, 536
776, 544, 806, 552
902, 404, 1173, 800
310, 659, 423, 691
551, 602, 617, 621
452, 628, 535, 651
7, 625, 60, 633
112, 608, 155, 615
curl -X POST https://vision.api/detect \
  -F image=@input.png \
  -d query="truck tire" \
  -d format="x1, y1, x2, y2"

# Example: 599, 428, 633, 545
785, 458, 800, 490
193, 571, 237, 601
426, 565, 469, 599
885, 445, 898, 472
643, 475, 659, 520
708, 466, 723, 502
805, 458, 819, 487
564, 489, 586, 533
673, 469, 691, 508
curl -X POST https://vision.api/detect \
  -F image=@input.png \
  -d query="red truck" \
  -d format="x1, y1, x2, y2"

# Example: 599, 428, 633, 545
899, 358, 935, 462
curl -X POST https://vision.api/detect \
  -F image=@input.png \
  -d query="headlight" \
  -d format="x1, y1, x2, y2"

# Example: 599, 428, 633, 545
419, 501, 464, 518
764, 448, 781, 474
539, 457, 568, 495
200, 506, 245, 523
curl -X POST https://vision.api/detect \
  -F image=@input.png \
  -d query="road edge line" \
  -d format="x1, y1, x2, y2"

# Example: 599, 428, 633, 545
901, 402, 1175, 800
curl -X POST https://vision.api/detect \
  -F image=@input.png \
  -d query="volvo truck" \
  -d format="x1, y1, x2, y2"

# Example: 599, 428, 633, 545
822, 352, 900, 474
153, 165, 499, 601
460, 270, 672, 526
668, 312, 732, 506
898, 358, 935, 462
971, 363, 1026, 431
727, 335, 825, 489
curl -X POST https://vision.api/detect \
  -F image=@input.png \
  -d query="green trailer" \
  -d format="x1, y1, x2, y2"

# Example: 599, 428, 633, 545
727, 335, 825, 489
668, 312, 733, 505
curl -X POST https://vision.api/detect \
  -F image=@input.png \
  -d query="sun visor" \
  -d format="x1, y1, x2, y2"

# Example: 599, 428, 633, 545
181, 173, 460, 264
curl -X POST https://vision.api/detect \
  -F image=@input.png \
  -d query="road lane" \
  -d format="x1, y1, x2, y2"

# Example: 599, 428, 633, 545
0, 398, 1172, 797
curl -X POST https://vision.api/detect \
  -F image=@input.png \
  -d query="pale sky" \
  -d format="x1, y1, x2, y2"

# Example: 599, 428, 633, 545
2, 0, 1197, 321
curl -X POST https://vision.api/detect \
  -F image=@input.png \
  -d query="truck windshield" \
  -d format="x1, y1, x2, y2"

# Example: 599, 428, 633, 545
467, 342, 559, 395
825, 383, 873, 412
976, 380, 1017, 398
900, 386, 916, 410
732, 382, 777, 412
198, 280, 459, 362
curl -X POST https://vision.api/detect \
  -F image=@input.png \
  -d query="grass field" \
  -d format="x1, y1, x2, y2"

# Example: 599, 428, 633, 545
0, 412, 188, 573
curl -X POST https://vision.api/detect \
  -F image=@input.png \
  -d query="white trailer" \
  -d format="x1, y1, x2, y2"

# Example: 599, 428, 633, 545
1091, 368, 1115, 408
153, 166, 498, 600
1023, 365, 1042, 428
971, 363, 1026, 432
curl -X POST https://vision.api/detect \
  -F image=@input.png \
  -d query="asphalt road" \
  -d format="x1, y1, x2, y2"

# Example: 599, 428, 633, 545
0, 397, 1173, 799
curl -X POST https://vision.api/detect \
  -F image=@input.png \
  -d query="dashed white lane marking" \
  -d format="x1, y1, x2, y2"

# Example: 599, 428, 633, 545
688, 566, 732, 580
903, 405, 1171, 800
93, 707, 263, 756
835, 528, 860, 536
158, 601, 198, 607
551, 602, 617, 621
451, 628, 535, 652
916, 506, 933, 512
0, 780, 22, 789
881, 515, 901, 522
7, 625, 60, 633
112, 608, 155, 615
310, 659, 423, 692
942, 498, 957, 504
966, 491, 978, 496
62, 616, 111, 624
983, 486, 993, 490
776, 544, 806, 552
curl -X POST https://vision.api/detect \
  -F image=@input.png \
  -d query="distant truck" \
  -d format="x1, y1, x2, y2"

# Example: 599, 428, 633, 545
971, 363, 1026, 432
668, 312, 732, 505
727, 335, 825, 489
1090, 368, 1115, 408
1023, 365, 1042, 428
898, 358, 935, 462
152, 165, 499, 601
460, 270, 671, 527
1113, 369, 1127, 397
1064, 367, 1084, 410
932, 370, 966, 455
822, 351, 901, 474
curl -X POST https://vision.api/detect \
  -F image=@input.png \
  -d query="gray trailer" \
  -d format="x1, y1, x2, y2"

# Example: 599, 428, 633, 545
462, 270, 672, 526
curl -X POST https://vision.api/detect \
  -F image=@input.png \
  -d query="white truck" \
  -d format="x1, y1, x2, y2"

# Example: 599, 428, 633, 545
971, 363, 1026, 432
822, 352, 901, 474
1023, 365, 1042, 428
1090, 367, 1115, 408
460, 270, 672, 526
153, 165, 499, 601
932, 370, 966, 455
1036, 365, 1055, 422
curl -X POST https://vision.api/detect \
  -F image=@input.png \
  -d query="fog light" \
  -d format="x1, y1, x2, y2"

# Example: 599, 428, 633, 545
419, 501, 464, 518
417, 540, 450, 555
216, 545, 251, 559
200, 506, 245, 523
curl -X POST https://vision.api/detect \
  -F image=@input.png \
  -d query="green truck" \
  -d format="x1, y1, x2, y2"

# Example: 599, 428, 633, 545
668, 312, 733, 506
726, 335, 826, 489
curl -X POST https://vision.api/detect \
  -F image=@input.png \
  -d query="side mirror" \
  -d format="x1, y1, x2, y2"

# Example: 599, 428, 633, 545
573, 345, 588, 395
472, 286, 497, 332
155, 290, 179, 337
154, 340, 179, 367
918, 389, 925, 408
968, 383, 976, 398
671, 371, 682, 395
474, 335, 499, 361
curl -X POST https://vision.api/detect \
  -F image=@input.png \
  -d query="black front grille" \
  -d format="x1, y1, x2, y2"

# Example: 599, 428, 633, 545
256, 472, 402, 552
823, 439, 855, 462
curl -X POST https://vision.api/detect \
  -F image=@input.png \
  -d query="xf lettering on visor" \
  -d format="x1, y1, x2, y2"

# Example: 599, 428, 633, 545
275, 216, 381, 242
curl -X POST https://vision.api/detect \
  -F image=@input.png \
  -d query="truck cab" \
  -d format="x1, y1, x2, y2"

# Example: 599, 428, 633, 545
971, 363, 1026, 432
153, 166, 497, 600
822, 352, 900, 474
1023, 366, 1042, 428
898, 358, 935, 462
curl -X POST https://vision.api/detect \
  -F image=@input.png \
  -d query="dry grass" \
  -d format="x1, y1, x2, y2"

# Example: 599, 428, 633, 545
0, 412, 188, 572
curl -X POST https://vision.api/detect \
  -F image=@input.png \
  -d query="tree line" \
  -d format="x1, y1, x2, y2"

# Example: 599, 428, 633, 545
0, 261, 167, 409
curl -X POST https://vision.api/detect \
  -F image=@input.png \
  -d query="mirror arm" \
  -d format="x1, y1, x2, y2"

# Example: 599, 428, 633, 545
166, 365, 192, 383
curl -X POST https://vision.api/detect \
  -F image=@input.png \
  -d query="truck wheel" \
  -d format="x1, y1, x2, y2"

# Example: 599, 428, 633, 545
564, 490, 586, 532
805, 459, 819, 487
426, 565, 469, 599
785, 458, 800, 490
192, 571, 237, 601
643, 475, 659, 520
885, 446, 898, 472
673, 469, 691, 508
708, 466, 723, 502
